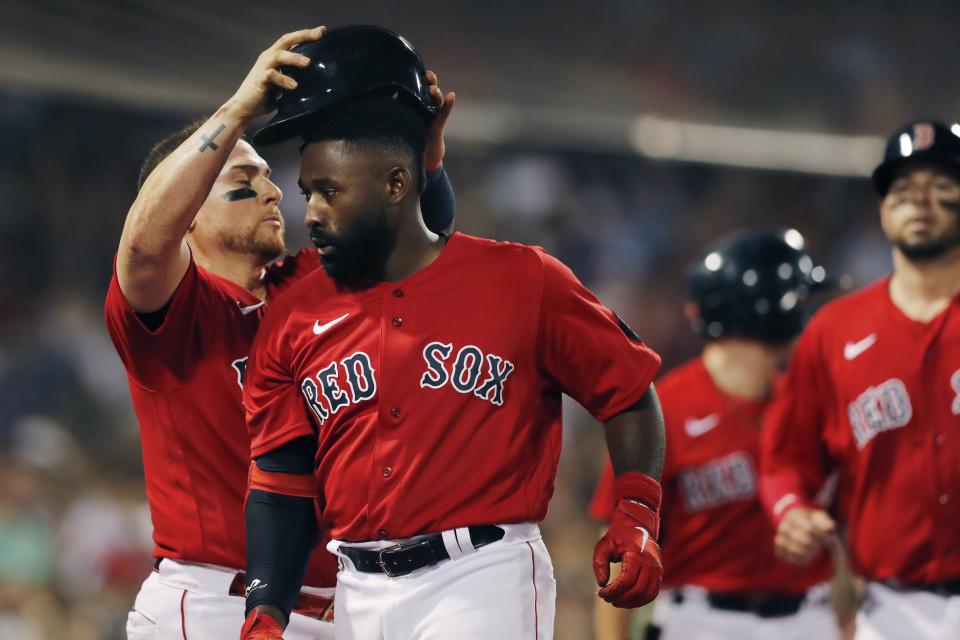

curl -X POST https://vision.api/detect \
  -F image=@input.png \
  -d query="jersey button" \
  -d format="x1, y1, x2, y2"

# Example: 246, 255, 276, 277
392, 317, 404, 328
940, 494, 950, 505
390, 407, 401, 419
383, 466, 393, 478
378, 529, 389, 539
393, 288, 404, 298
934, 434, 944, 446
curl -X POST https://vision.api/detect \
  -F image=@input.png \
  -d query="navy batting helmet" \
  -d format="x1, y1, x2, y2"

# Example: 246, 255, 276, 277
686, 228, 829, 344
871, 120, 960, 196
252, 25, 437, 146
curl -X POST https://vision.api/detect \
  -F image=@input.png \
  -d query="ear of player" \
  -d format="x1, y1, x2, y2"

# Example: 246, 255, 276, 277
592, 471, 664, 608
240, 609, 284, 639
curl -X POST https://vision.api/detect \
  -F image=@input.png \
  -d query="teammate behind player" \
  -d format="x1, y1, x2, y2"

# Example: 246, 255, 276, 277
761, 120, 960, 640
105, 26, 456, 639
590, 228, 840, 639
237, 25, 668, 640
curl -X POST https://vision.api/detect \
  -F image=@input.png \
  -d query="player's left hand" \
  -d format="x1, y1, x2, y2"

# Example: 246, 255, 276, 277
593, 498, 663, 608
424, 69, 455, 172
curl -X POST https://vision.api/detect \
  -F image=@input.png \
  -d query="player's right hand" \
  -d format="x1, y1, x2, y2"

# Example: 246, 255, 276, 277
593, 499, 663, 608
774, 506, 836, 565
225, 27, 326, 121
240, 609, 284, 639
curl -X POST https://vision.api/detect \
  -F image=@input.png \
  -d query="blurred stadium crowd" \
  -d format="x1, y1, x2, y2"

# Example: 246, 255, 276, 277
0, 90, 893, 638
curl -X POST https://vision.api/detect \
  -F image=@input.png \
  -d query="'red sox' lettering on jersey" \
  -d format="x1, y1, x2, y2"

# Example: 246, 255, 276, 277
245, 233, 661, 542
761, 279, 960, 584
949, 368, 960, 414
419, 341, 516, 406
679, 451, 757, 513
846, 378, 912, 449
300, 352, 378, 425
232, 356, 249, 389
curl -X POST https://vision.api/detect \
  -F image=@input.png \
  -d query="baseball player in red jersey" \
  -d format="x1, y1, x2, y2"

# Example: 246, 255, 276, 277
236, 26, 668, 640
105, 26, 456, 639
761, 120, 960, 640
590, 229, 841, 639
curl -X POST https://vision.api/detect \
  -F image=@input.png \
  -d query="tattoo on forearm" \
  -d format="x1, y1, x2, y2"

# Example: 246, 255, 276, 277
199, 124, 226, 152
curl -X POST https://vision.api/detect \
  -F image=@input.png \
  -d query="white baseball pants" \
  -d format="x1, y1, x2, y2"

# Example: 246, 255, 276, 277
327, 522, 556, 640
656, 584, 840, 640
125, 558, 335, 639
855, 582, 960, 640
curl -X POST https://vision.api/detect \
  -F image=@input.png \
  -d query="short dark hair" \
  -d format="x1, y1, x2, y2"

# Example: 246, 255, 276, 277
299, 93, 429, 191
137, 119, 205, 190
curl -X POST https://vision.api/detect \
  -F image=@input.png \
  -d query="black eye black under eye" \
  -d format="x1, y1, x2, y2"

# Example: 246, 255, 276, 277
223, 186, 258, 201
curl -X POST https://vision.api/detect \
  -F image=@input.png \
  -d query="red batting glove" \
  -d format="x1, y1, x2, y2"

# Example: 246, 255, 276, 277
593, 472, 663, 609
240, 610, 284, 640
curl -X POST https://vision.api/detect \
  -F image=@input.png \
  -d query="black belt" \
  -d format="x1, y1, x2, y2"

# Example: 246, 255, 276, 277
885, 578, 960, 596
673, 590, 807, 618
339, 525, 505, 577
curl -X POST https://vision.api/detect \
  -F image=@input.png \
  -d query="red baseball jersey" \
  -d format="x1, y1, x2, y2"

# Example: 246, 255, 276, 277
105, 249, 338, 586
244, 233, 661, 542
589, 358, 832, 593
761, 279, 960, 584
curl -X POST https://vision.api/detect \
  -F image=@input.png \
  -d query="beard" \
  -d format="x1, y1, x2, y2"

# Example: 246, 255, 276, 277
309, 206, 396, 288
221, 221, 286, 263
895, 232, 960, 261
894, 217, 960, 263
889, 197, 960, 262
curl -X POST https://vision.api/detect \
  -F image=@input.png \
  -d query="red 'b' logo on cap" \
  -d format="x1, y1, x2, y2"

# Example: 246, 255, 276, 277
913, 123, 936, 151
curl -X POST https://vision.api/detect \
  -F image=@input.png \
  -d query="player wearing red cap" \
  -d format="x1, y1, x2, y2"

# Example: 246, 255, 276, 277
761, 120, 960, 640
105, 26, 456, 639
237, 26, 668, 640
591, 229, 841, 639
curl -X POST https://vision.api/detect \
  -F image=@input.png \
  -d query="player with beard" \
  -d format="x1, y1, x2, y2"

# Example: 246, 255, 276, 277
238, 26, 667, 640
307, 191, 396, 288
105, 26, 456, 639
760, 120, 960, 640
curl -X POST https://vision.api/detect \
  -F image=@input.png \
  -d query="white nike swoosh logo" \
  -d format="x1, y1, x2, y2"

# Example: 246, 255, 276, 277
684, 413, 720, 437
634, 526, 650, 553
313, 313, 350, 336
843, 333, 877, 360
238, 301, 265, 315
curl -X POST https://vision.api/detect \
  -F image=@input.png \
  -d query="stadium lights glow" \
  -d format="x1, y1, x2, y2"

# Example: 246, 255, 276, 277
784, 228, 805, 250
704, 252, 723, 271
629, 116, 886, 177
0, 45, 892, 179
